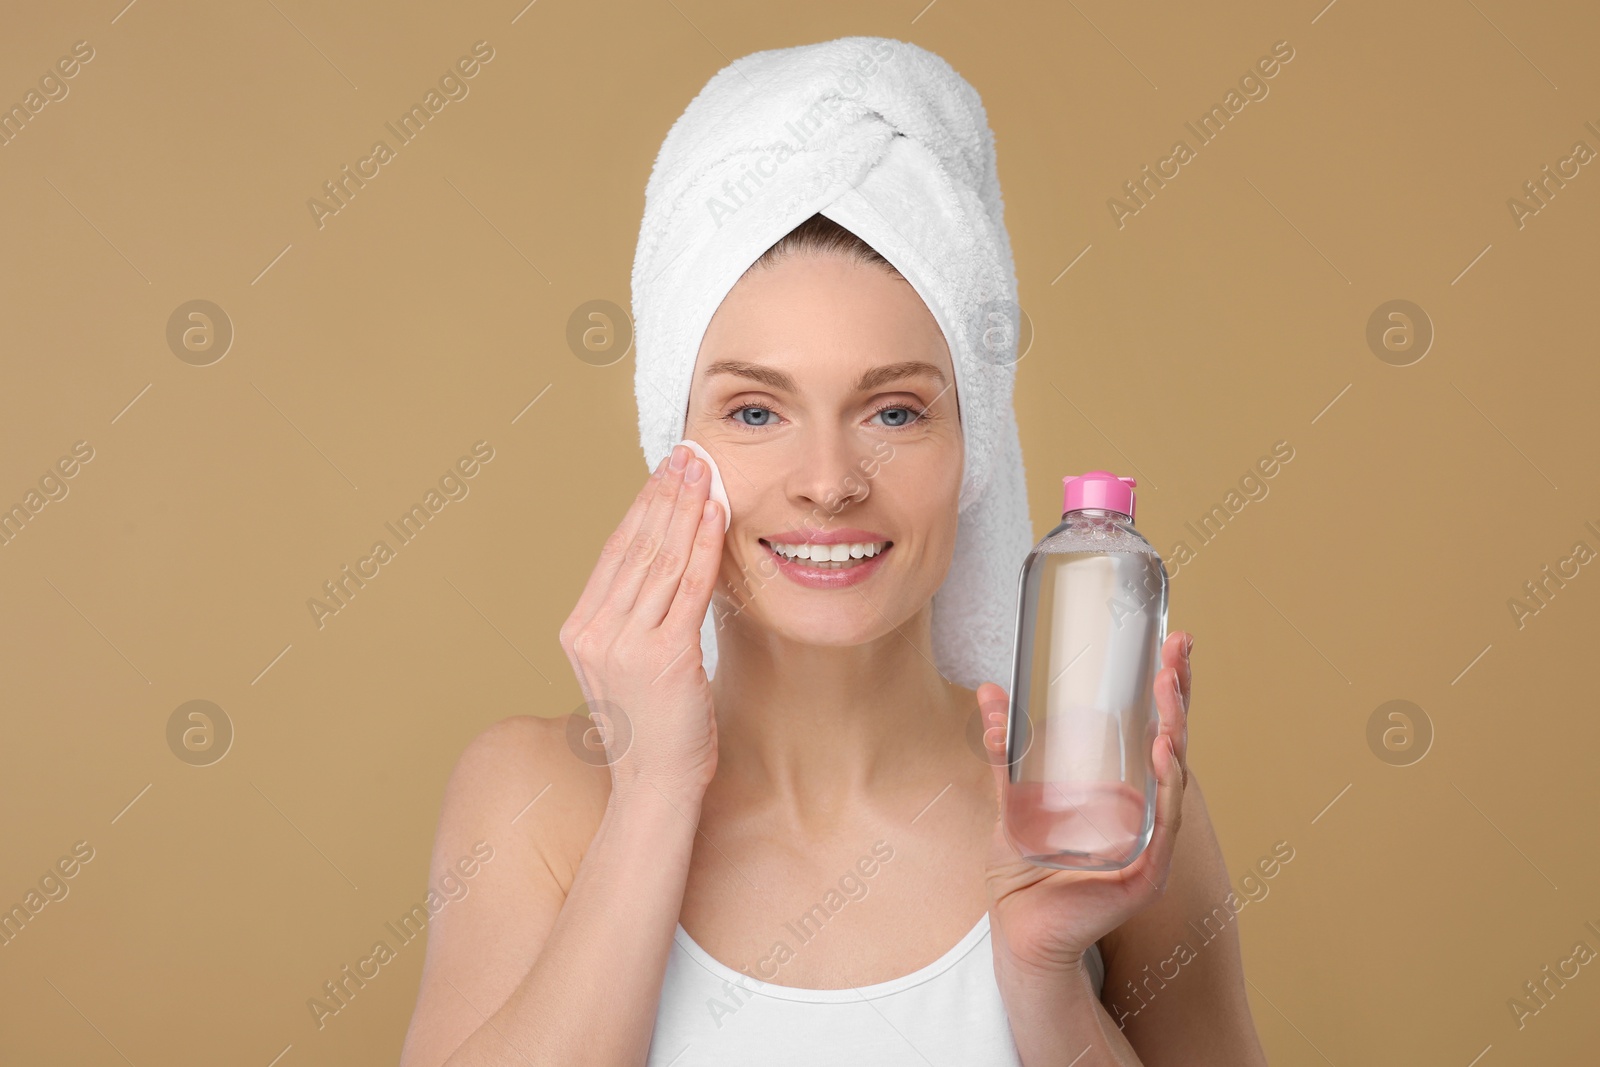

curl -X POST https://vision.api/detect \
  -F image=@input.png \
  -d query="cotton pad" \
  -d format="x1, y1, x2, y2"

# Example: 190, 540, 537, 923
678, 438, 730, 532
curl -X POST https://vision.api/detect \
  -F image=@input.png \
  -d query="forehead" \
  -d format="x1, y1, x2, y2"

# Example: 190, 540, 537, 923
690, 253, 954, 390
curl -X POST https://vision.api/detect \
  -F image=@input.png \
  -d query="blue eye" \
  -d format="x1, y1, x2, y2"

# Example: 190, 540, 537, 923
724, 402, 928, 431
727, 405, 779, 428
871, 405, 925, 428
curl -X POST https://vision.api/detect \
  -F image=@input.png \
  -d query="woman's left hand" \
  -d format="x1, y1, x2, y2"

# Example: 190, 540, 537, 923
979, 631, 1193, 978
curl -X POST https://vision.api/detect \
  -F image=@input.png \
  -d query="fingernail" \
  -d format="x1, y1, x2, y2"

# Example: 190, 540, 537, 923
686, 457, 705, 483
670, 445, 688, 471
1184, 634, 1194, 657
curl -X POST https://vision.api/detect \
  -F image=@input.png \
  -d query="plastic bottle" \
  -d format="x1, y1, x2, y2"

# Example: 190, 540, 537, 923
1001, 471, 1170, 871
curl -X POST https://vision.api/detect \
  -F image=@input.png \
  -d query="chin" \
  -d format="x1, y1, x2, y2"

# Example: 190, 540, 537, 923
757, 610, 892, 651
757, 581, 928, 645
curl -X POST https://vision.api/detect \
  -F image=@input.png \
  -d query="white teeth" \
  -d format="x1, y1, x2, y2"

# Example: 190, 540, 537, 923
766, 540, 889, 562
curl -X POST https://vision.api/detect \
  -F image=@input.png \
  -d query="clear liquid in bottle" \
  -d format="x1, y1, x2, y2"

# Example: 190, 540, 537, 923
1002, 472, 1169, 871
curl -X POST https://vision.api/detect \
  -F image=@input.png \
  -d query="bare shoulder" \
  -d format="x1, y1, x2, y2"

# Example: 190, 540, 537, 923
433, 712, 613, 906
429, 714, 607, 864
398, 713, 609, 1067
1098, 771, 1269, 1065
444, 713, 608, 829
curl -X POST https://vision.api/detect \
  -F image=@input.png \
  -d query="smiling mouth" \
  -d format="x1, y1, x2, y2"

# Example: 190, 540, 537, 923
758, 538, 894, 569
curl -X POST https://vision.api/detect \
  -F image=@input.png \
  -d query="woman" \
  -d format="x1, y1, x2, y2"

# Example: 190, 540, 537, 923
401, 38, 1266, 1067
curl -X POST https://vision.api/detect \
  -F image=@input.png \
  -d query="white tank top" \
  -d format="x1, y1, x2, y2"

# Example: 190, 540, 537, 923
646, 912, 1107, 1066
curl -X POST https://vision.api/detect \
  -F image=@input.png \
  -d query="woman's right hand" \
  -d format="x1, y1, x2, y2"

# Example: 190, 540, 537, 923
558, 443, 725, 805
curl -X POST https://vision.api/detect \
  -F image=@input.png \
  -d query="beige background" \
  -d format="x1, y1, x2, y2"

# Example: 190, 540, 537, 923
2, 0, 1597, 1064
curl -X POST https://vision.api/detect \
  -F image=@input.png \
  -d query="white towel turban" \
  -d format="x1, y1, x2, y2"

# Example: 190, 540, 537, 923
630, 35, 1034, 692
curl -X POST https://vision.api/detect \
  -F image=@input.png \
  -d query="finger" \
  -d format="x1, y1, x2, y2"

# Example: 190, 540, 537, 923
630, 456, 712, 624
662, 498, 726, 638
603, 444, 693, 618
1162, 664, 1188, 774
1153, 661, 1186, 776
1162, 631, 1191, 713
975, 682, 1012, 821
976, 682, 1009, 758
1135, 731, 1185, 891
1179, 631, 1192, 711
570, 454, 670, 631
632, 460, 712, 626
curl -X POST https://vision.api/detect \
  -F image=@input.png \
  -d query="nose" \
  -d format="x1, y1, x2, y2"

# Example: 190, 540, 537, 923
787, 427, 871, 524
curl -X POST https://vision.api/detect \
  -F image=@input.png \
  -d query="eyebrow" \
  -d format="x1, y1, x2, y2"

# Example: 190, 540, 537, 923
703, 359, 948, 393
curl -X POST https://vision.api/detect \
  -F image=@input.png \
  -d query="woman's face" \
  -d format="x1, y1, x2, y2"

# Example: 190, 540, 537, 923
684, 250, 964, 647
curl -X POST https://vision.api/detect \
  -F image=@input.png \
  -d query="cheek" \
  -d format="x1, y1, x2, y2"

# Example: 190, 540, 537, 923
924, 515, 962, 571
877, 487, 960, 571
884, 449, 961, 517
716, 537, 776, 610
734, 538, 774, 580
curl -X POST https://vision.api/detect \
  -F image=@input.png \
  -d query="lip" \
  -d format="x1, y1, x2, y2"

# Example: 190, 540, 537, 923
761, 527, 891, 545
758, 537, 893, 589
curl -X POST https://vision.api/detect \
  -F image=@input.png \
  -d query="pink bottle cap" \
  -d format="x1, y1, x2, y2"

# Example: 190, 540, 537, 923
1063, 471, 1137, 520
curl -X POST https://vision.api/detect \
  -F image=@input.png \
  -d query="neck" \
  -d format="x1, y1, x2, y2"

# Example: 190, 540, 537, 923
706, 601, 973, 826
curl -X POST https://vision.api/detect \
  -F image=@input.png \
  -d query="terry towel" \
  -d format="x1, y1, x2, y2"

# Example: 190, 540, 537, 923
630, 35, 1034, 692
